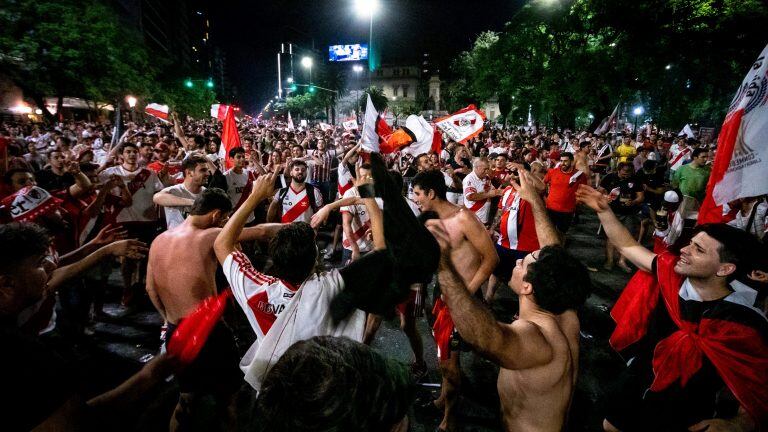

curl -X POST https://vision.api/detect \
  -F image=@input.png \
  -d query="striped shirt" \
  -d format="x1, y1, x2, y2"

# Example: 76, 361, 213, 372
310, 149, 337, 183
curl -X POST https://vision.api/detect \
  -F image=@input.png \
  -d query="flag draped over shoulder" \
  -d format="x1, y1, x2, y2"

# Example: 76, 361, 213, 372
435, 105, 486, 144
218, 106, 241, 170
144, 103, 169, 122
698, 44, 768, 224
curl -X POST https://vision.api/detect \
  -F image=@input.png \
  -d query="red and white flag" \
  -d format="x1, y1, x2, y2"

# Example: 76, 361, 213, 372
342, 116, 359, 131
144, 103, 169, 122
435, 105, 486, 144
595, 103, 619, 135
218, 106, 241, 170
211, 103, 229, 120
698, 44, 768, 224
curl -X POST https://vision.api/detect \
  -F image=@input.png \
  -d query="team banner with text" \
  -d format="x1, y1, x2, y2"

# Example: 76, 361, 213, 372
435, 105, 486, 144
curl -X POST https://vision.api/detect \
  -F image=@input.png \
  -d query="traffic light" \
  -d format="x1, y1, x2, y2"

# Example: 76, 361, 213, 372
309, 85, 316, 93
206, 79, 214, 89
290, 84, 297, 91
184, 79, 193, 88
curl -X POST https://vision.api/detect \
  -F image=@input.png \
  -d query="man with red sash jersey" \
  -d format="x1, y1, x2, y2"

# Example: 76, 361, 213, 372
463, 157, 503, 226
223, 147, 265, 225
98, 142, 164, 306
485, 170, 542, 303
577, 184, 767, 432
668, 137, 693, 175
267, 159, 324, 224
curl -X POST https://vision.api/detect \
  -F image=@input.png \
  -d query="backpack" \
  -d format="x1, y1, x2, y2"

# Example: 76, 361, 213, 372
276, 182, 320, 216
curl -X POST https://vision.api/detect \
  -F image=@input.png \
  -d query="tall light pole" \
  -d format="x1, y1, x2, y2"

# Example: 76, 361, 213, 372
126, 95, 137, 122
354, 0, 380, 85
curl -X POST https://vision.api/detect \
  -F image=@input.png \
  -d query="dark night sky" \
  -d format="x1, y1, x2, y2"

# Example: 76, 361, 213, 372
211, 0, 521, 114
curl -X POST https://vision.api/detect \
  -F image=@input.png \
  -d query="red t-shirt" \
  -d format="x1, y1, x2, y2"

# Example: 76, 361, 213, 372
544, 168, 587, 213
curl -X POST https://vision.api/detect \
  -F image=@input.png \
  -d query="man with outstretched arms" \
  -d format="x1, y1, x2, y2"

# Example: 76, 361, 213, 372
411, 169, 499, 431
153, 155, 210, 230
267, 159, 324, 224
577, 184, 767, 432
426, 169, 592, 432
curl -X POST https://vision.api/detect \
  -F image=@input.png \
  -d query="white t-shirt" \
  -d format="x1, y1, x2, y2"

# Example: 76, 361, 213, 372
276, 184, 324, 223
340, 188, 383, 252
99, 165, 164, 223
224, 168, 258, 223
222, 250, 365, 391
463, 171, 492, 224
160, 183, 204, 229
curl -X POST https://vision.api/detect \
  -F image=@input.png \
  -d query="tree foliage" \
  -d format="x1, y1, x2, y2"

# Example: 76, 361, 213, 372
450, 0, 768, 129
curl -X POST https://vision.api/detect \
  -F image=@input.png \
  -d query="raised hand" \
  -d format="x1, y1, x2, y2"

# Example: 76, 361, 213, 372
92, 224, 128, 245
108, 239, 149, 259
252, 171, 277, 200
576, 184, 610, 213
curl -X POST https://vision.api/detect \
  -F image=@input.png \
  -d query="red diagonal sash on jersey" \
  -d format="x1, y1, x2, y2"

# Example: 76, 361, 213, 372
281, 193, 310, 223
669, 148, 691, 169
104, 169, 152, 225
234, 171, 257, 210
342, 222, 371, 248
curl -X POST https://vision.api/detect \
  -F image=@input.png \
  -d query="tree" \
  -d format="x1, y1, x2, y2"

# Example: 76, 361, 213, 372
357, 86, 388, 113
0, 0, 157, 122
449, 0, 768, 129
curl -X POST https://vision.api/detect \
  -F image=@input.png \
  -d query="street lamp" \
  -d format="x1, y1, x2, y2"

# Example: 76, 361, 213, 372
184, 79, 194, 88
126, 96, 137, 108
287, 77, 294, 83
301, 56, 313, 84
633, 106, 644, 131
353, 64, 364, 73
354, 0, 379, 83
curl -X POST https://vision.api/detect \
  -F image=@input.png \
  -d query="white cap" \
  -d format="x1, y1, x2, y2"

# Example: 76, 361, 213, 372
664, 191, 680, 203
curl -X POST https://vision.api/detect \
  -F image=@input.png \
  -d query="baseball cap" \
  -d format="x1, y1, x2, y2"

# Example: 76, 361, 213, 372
663, 190, 680, 203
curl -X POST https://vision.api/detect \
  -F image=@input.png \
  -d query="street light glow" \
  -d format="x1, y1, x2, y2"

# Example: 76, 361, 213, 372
588, 113, 594, 119
665, 64, 672, 70
126, 95, 137, 108
287, 77, 294, 83
633, 106, 644, 116
353, 65, 364, 73
354, 0, 380, 18
301, 56, 313, 69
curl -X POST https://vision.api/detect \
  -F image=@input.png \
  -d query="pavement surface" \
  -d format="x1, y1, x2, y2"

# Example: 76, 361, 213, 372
53, 207, 637, 431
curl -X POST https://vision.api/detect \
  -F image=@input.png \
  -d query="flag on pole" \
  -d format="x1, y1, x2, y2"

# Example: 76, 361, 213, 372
342, 117, 359, 131
210, 104, 229, 120
287, 112, 295, 131
218, 106, 241, 170
698, 44, 768, 225
379, 115, 440, 155
679, 124, 696, 139
595, 103, 619, 135
435, 105, 486, 144
144, 103, 169, 122
361, 95, 380, 152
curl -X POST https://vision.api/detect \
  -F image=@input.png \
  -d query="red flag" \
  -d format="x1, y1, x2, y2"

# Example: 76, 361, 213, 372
167, 288, 232, 366
698, 44, 768, 224
220, 106, 241, 170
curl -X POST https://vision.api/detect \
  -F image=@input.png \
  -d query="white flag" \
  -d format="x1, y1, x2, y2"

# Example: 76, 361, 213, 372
435, 105, 486, 144
679, 124, 696, 138
361, 95, 380, 152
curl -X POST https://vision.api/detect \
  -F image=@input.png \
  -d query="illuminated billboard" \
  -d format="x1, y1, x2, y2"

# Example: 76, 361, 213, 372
328, 44, 369, 62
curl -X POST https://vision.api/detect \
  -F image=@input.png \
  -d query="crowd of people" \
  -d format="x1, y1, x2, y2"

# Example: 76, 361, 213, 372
1, 112, 766, 431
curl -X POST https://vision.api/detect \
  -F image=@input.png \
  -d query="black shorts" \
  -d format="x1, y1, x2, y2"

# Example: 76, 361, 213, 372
546, 209, 574, 234
165, 319, 242, 395
492, 244, 531, 283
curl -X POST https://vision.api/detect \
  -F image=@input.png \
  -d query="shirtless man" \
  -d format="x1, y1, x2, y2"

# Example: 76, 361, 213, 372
426, 169, 592, 432
146, 186, 282, 431
411, 169, 499, 431
574, 141, 592, 177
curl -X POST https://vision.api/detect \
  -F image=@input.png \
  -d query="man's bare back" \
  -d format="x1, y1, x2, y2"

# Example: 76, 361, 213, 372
498, 311, 580, 432
147, 225, 221, 324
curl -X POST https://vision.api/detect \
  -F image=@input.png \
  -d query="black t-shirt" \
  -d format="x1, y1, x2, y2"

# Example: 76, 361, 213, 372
600, 173, 643, 215
0, 325, 75, 431
35, 169, 75, 194
635, 169, 665, 208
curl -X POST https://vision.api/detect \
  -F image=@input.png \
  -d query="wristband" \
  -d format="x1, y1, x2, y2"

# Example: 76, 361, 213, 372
357, 183, 376, 198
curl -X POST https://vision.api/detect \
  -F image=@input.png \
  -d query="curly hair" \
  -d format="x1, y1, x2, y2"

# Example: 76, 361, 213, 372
254, 336, 414, 432
0, 223, 50, 275
523, 245, 592, 314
